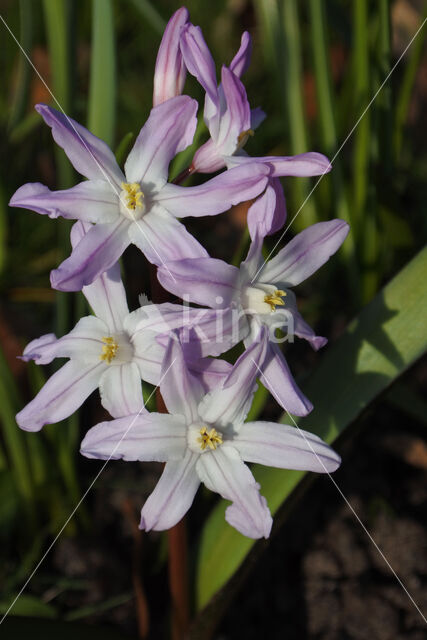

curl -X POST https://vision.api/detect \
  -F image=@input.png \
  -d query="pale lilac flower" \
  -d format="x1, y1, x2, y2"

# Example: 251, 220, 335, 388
80, 331, 340, 539
9, 99, 269, 291
153, 7, 189, 106
179, 24, 331, 237
157, 194, 350, 415
180, 24, 331, 179
16, 221, 232, 431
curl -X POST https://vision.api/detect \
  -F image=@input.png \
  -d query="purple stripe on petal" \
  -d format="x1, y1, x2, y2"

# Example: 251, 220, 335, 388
226, 151, 332, 177
156, 163, 269, 218
35, 104, 124, 185
153, 7, 189, 106
260, 219, 350, 287
50, 218, 131, 292
140, 450, 200, 531
157, 257, 240, 308
125, 96, 197, 188
9, 180, 119, 224
260, 342, 313, 416
229, 31, 252, 78
234, 422, 341, 473
16, 360, 105, 431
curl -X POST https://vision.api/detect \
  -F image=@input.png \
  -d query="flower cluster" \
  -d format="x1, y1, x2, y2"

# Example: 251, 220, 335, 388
12, 7, 348, 539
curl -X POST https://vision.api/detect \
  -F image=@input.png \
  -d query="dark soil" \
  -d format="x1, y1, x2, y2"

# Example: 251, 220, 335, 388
218, 390, 427, 640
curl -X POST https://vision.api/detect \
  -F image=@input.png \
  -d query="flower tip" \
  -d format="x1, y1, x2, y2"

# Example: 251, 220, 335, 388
16, 409, 43, 432
34, 103, 49, 116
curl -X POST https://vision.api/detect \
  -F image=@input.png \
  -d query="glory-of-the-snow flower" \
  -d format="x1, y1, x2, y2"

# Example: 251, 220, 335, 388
81, 331, 341, 539
10, 98, 269, 291
157, 192, 349, 415
17, 220, 233, 431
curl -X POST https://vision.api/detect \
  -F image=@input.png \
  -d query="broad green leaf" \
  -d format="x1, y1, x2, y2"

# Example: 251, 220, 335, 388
196, 246, 427, 609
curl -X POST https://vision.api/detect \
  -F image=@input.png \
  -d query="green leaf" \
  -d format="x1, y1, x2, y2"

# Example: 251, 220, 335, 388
196, 246, 427, 609
88, 0, 116, 146
128, 0, 166, 36
0, 594, 56, 618
115, 131, 134, 167
64, 592, 133, 621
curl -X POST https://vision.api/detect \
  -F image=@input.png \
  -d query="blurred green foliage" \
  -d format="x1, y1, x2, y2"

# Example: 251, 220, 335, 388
0, 0, 425, 629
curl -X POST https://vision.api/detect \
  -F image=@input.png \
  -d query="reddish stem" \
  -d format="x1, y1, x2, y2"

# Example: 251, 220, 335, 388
149, 263, 191, 639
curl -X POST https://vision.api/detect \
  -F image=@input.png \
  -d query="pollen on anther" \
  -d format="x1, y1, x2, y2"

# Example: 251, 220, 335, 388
264, 289, 286, 312
198, 426, 223, 451
121, 182, 144, 211
237, 128, 255, 150
100, 336, 118, 364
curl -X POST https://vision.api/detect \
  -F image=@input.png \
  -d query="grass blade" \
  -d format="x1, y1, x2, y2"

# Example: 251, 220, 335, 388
88, 0, 116, 146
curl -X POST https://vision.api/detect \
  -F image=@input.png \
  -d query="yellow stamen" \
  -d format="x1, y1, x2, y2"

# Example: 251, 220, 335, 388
100, 336, 118, 364
264, 289, 286, 312
121, 182, 144, 211
237, 128, 254, 150
198, 426, 223, 451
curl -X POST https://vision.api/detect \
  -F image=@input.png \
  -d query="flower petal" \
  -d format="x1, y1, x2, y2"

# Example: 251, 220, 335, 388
180, 24, 220, 133
140, 449, 200, 531
229, 31, 252, 78
99, 362, 144, 418
9, 180, 119, 224
153, 7, 189, 106
188, 357, 233, 392
157, 257, 240, 308
80, 412, 186, 461
260, 219, 350, 287
131, 331, 165, 385
284, 290, 327, 351
16, 360, 105, 431
215, 66, 251, 156
50, 218, 131, 291
21, 315, 108, 365
260, 342, 313, 416
160, 334, 203, 424
234, 421, 341, 472
226, 151, 332, 177
191, 138, 225, 173
250, 107, 266, 130
247, 178, 286, 240
196, 445, 272, 539
156, 162, 269, 218
35, 104, 124, 185
128, 206, 208, 266
198, 328, 268, 428
125, 96, 197, 188
71, 222, 129, 332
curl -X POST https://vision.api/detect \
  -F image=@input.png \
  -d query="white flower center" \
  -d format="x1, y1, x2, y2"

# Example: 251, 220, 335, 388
241, 283, 286, 315
99, 333, 134, 365
119, 182, 145, 220
187, 423, 223, 453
